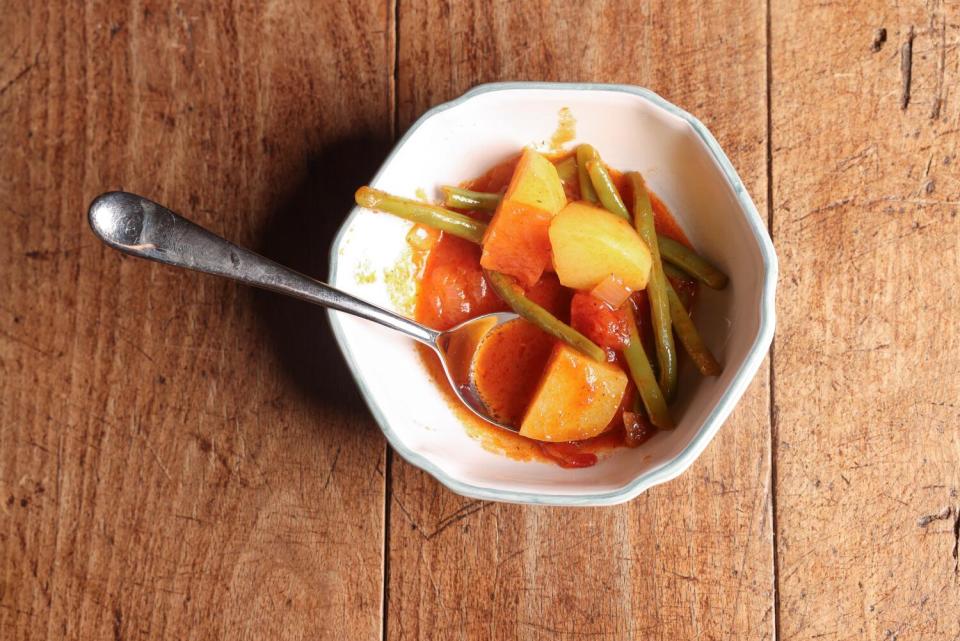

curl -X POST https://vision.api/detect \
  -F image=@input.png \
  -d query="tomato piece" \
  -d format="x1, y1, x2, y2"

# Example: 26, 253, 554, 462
570, 291, 630, 350
523, 273, 573, 320
538, 441, 598, 468
418, 235, 506, 330
623, 411, 657, 447
464, 155, 519, 194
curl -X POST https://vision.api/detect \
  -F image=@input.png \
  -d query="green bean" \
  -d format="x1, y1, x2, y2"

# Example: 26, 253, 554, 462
576, 144, 599, 203
355, 187, 487, 244
663, 262, 694, 283
628, 172, 677, 402
622, 306, 674, 430
586, 160, 630, 221
554, 156, 578, 184
658, 235, 728, 290
440, 186, 501, 212
663, 262, 696, 309
667, 280, 722, 376
485, 270, 606, 363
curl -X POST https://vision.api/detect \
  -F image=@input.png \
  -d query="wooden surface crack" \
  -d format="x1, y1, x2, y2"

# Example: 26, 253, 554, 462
0, 52, 39, 97
901, 26, 915, 110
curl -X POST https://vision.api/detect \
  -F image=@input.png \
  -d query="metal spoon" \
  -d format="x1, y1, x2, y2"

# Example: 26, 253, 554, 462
87, 191, 519, 432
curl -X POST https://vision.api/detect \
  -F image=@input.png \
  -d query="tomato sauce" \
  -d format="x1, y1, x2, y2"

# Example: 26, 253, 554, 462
413, 155, 697, 467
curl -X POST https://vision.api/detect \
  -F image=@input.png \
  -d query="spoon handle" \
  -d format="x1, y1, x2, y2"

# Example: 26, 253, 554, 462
87, 191, 439, 345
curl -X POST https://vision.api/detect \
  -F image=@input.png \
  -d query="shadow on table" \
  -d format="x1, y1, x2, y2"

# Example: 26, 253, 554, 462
252, 134, 392, 428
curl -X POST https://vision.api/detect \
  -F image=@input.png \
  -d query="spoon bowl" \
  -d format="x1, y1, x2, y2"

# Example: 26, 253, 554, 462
87, 191, 520, 431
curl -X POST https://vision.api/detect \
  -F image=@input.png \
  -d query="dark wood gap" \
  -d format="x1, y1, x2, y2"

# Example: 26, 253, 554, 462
382, 2, 400, 640
765, 0, 782, 639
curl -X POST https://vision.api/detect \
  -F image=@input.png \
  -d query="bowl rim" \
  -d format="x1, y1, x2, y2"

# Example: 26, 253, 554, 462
326, 81, 778, 506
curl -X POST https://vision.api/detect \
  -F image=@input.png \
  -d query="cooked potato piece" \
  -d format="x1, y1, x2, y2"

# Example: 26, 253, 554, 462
519, 343, 628, 442
480, 149, 568, 286
549, 201, 652, 291
504, 148, 567, 215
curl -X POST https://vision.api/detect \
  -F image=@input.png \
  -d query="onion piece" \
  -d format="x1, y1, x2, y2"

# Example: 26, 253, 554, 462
590, 274, 633, 308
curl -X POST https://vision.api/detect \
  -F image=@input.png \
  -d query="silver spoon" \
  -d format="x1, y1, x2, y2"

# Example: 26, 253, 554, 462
87, 191, 519, 432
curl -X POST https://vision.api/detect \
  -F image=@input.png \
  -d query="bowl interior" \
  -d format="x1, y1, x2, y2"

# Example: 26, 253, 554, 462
330, 86, 770, 503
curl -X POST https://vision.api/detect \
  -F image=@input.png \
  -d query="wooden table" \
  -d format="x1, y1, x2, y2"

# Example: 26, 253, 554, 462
2, 2, 958, 639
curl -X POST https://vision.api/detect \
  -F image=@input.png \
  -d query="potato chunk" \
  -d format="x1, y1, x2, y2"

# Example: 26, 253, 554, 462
504, 148, 567, 215
549, 201, 652, 291
480, 149, 567, 286
519, 343, 628, 442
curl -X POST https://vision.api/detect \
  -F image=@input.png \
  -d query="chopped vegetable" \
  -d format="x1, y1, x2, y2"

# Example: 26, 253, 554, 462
471, 318, 556, 427
418, 236, 505, 330
658, 235, 729, 290
628, 172, 677, 401
361, 139, 729, 464
623, 411, 657, 447
570, 291, 630, 350
503, 148, 567, 214
554, 156, 578, 184
622, 305, 674, 430
549, 201, 652, 291
479, 148, 567, 286
667, 280, 722, 376
590, 273, 633, 309
355, 187, 486, 244
486, 270, 605, 362
519, 343, 628, 442
576, 144, 599, 203
440, 186, 501, 212
524, 273, 573, 318
480, 200, 554, 287
586, 160, 631, 221
663, 261, 694, 283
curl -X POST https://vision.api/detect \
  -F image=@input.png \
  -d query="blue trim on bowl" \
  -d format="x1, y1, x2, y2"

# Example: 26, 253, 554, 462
327, 82, 778, 507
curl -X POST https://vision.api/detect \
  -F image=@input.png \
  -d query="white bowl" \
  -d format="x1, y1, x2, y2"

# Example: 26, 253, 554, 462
328, 82, 776, 506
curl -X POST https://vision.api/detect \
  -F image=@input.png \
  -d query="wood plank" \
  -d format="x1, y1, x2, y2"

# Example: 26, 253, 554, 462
771, 1, 960, 639
0, 2, 392, 639
391, 2, 774, 639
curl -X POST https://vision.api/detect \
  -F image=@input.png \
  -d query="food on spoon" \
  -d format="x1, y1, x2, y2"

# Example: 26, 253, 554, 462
471, 318, 556, 427
353, 141, 728, 467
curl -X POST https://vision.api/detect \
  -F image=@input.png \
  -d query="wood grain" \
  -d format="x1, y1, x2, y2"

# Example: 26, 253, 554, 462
770, 1, 960, 639
390, 2, 774, 640
0, 2, 392, 639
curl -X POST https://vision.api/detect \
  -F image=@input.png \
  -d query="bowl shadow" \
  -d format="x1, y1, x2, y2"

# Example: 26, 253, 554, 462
251, 134, 392, 427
